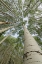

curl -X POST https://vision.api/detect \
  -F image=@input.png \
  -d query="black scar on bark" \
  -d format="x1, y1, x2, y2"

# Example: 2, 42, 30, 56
23, 52, 29, 59
27, 58, 32, 60
23, 51, 42, 59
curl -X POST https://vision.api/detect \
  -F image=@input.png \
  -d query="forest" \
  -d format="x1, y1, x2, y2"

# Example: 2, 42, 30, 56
0, 0, 42, 64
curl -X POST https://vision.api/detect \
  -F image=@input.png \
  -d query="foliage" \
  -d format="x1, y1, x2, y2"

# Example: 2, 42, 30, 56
0, 35, 23, 64
0, 0, 42, 64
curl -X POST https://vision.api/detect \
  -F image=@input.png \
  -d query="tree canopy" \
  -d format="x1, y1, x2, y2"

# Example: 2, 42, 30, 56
0, 0, 42, 64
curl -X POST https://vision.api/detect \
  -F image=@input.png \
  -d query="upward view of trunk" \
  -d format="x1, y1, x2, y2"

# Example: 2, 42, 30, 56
23, 26, 42, 64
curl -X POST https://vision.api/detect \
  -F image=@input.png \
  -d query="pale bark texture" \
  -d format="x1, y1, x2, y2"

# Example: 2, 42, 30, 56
0, 26, 14, 33
0, 21, 10, 25
23, 26, 42, 64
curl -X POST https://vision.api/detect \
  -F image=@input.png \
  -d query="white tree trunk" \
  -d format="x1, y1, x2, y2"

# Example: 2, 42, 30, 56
23, 26, 42, 64
0, 21, 10, 25
0, 26, 14, 33
0, 26, 14, 44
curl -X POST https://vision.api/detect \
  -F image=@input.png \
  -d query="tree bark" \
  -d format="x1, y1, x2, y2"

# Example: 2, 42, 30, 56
0, 26, 14, 33
0, 21, 10, 25
23, 26, 42, 64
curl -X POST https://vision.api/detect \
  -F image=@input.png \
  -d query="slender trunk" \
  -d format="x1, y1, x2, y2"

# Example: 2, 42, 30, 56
23, 26, 42, 64
0, 21, 10, 25
0, 26, 14, 33
0, 35, 9, 44
0, 26, 14, 44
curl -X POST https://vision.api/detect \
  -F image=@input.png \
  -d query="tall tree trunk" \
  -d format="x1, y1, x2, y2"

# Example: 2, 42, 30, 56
23, 26, 42, 64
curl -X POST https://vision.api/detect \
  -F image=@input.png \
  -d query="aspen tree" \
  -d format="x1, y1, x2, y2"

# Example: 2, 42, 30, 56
0, 26, 14, 44
23, 26, 42, 64
0, 21, 10, 25
0, 26, 14, 33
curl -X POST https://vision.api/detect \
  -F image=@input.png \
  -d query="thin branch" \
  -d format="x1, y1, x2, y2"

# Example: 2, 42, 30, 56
34, 2, 41, 10
27, 0, 32, 8
31, 0, 39, 9
0, 29, 14, 45
0, 35, 9, 44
